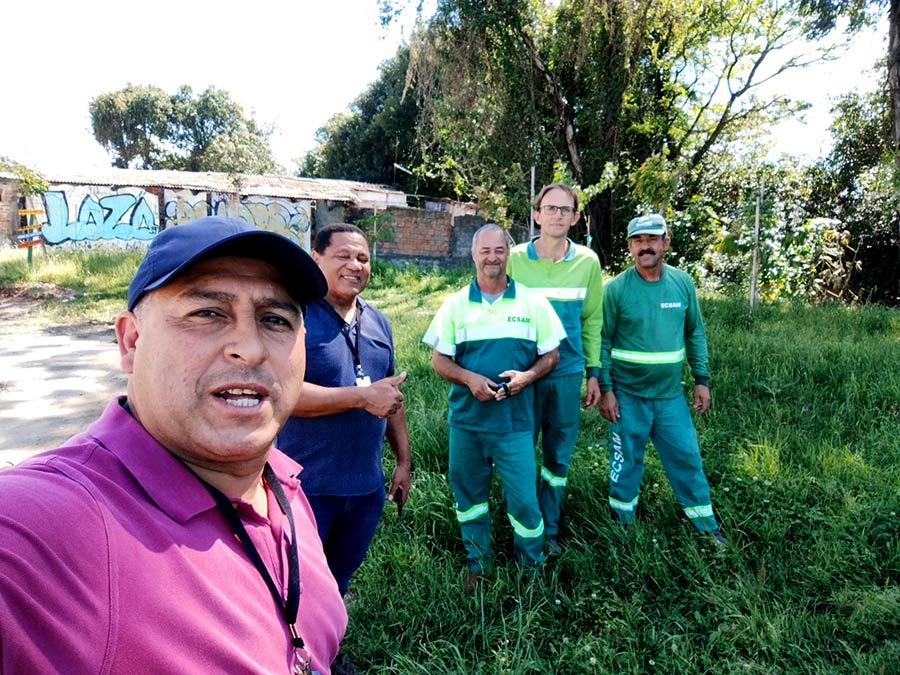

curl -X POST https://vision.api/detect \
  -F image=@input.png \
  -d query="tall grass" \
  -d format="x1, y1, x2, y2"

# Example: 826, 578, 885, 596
0, 246, 143, 324
357, 267, 899, 674
2, 251, 897, 672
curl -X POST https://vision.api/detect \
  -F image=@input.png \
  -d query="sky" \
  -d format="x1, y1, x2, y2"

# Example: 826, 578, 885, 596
0, 2, 888, 176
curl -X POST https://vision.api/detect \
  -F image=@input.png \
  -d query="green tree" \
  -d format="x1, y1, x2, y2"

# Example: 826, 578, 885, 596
297, 47, 446, 195
89, 85, 277, 174
384, 0, 835, 265
811, 86, 899, 302
0, 156, 48, 196
89, 85, 171, 169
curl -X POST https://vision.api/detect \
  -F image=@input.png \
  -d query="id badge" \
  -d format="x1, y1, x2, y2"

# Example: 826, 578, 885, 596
355, 375, 372, 387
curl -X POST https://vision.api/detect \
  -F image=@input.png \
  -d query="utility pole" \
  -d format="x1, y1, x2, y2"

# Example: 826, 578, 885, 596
749, 177, 764, 317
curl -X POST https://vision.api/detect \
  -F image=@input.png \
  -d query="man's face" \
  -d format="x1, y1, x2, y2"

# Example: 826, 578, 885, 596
628, 233, 670, 270
116, 256, 306, 471
313, 232, 371, 306
533, 187, 580, 239
472, 229, 509, 281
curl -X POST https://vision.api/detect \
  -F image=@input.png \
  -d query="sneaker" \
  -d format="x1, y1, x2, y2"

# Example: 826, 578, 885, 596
546, 535, 563, 558
464, 570, 482, 593
708, 530, 728, 547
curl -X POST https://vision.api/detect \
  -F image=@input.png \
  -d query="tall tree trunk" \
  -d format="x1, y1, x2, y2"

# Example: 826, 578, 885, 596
890, 0, 900, 160
586, 191, 615, 268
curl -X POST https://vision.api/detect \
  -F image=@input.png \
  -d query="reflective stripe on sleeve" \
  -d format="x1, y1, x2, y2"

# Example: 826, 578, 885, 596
422, 331, 457, 356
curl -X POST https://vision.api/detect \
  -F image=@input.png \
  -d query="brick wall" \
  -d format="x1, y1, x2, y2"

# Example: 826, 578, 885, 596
0, 179, 21, 244
378, 206, 453, 257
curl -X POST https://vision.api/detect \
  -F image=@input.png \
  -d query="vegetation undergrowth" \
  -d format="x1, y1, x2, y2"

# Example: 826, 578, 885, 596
0, 246, 143, 325
2, 251, 897, 672
359, 265, 900, 674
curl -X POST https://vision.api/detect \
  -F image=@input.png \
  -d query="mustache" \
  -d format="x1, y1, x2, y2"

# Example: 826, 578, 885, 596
203, 366, 278, 393
639, 249, 656, 256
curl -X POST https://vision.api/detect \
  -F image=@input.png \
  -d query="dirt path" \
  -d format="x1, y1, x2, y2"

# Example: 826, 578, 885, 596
0, 297, 126, 466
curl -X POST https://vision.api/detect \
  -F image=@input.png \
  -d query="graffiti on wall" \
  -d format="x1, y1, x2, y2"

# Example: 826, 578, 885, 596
211, 194, 311, 242
163, 189, 311, 245
41, 186, 158, 244
163, 190, 208, 226
36, 184, 311, 247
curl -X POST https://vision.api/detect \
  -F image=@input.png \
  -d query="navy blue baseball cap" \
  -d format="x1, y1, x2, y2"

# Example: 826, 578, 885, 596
127, 217, 326, 310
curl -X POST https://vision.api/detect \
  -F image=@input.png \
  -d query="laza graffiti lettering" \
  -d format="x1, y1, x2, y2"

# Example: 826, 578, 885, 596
41, 189, 158, 244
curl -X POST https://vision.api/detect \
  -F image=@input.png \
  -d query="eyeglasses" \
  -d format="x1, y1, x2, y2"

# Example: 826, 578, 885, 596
539, 205, 576, 216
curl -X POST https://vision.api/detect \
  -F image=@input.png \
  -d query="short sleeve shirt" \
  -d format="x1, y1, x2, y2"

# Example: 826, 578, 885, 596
423, 278, 565, 432
277, 298, 395, 496
0, 399, 347, 674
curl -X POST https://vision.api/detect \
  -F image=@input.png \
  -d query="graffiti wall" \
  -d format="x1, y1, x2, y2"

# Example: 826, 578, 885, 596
41, 186, 159, 244
162, 189, 208, 227
163, 189, 312, 248
212, 193, 311, 243
30, 181, 313, 248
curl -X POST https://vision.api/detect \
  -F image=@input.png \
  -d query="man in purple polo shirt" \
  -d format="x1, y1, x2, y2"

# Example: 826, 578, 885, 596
0, 217, 347, 674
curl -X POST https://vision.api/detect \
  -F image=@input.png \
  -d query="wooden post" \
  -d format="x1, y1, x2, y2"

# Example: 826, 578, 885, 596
17, 208, 45, 268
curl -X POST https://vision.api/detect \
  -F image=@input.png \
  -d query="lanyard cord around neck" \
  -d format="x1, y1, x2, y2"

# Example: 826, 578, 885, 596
324, 299, 366, 378
192, 464, 308, 663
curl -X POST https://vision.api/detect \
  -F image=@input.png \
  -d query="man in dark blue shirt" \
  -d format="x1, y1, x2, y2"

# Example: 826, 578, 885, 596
277, 224, 411, 597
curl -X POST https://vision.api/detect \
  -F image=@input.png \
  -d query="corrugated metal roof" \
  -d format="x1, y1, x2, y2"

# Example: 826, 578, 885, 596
35, 168, 406, 203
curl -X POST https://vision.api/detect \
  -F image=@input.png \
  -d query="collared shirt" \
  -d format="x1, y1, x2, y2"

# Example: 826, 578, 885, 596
507, 237, 604, 379
423, 277, 565, 432
600, 264, 710, 398
0, 398, 346, 674
278, 297, 396, 496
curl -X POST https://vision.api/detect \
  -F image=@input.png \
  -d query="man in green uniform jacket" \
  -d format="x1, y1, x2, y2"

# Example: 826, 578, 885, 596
507, 183, 603, 557
424, 224, 566, 591
599, 214, 726, 544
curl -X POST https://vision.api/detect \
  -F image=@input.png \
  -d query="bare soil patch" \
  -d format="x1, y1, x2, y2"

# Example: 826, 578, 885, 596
0, 292, 125, 466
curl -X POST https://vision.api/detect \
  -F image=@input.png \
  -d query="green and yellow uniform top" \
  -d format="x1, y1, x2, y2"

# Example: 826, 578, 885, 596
600, 264, 710, 399
507, 238, 603, 380
423, 277, 566, 432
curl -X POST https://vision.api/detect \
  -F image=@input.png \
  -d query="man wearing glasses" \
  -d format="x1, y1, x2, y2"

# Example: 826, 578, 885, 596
507, 183, 604, 558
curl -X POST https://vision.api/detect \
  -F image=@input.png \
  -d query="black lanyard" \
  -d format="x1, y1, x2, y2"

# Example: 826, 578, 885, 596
324, 300, 366, 380
126, 388, 313, 674
194, 464, 311, 674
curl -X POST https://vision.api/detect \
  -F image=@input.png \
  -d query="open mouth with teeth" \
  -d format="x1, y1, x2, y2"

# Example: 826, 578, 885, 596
214, 388, 264, 408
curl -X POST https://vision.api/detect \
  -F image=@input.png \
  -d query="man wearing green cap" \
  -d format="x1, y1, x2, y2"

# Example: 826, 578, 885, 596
598, 214, 725, 544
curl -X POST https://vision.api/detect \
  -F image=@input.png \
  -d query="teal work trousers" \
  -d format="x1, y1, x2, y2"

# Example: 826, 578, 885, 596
608, 390, 718, 532
532, 373, 582, 537
449, 426, 546, 572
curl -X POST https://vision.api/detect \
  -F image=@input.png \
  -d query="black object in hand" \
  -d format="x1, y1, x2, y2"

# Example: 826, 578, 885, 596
394, 487, 404, 517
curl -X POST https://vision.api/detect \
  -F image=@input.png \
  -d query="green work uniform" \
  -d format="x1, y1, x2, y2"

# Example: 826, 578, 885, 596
423, 278, 566, 570
600, 265, 718, 532
507, 238, 603, 537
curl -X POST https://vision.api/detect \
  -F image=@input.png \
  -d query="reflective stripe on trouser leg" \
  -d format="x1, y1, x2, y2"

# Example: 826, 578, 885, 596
608, 390, 654, 523
449, 426, 495, 571
487, 429, 546, 567
534, 374, 581, 537
648, 396, 718, 532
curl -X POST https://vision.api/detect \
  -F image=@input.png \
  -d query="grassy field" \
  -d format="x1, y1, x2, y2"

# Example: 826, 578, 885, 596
2, 248, 898, 673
